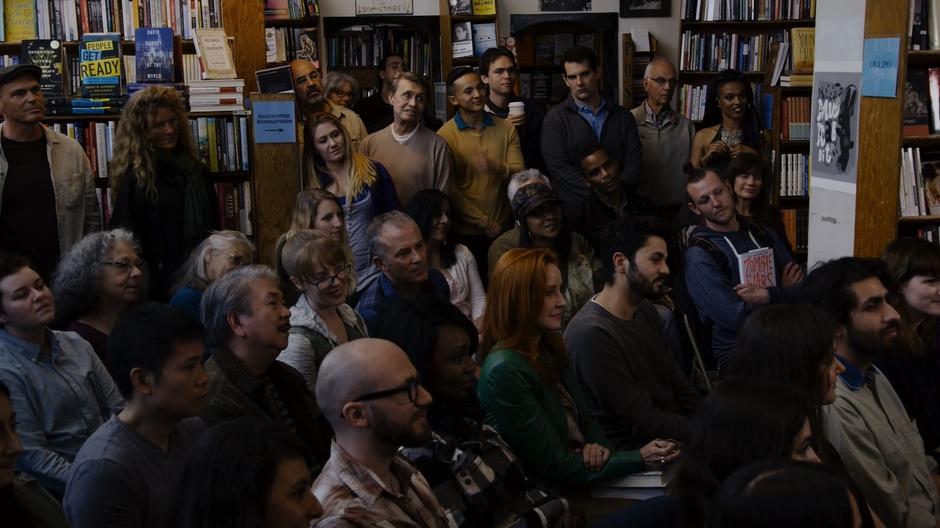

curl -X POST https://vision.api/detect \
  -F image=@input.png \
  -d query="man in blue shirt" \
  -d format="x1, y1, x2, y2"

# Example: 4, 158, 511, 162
541, 45, 643, 224
356, 211, 449, 335
0, 253, 122, 495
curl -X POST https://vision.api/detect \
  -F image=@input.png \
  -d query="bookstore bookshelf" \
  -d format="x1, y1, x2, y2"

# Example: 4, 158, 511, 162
263, 0, 321, 67
677, 0, 815, 258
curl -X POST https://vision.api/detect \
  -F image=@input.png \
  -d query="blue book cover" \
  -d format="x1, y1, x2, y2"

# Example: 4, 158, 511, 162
135, 27, 174, 83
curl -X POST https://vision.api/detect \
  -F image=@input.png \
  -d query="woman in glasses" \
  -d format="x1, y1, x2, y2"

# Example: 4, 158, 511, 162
52, 228, 146, 363
170, 230, 254, 323
276, 229, 368, 396
110, 85, 218, 300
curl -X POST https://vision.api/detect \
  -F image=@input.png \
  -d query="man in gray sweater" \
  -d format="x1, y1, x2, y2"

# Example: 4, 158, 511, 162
541, 45, 643, 224
566, 215, 702, 450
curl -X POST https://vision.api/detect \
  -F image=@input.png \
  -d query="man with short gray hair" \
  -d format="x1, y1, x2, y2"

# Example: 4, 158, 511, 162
199, 265, 330, 464
355, 211, 449, 334
361, 72, 453, 206
630, 57, 695, 219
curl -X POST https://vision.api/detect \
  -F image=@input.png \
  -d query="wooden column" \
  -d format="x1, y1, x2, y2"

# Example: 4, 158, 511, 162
250, 93, 303, 266
853, 0, 907, 256
222, 0, 266, 94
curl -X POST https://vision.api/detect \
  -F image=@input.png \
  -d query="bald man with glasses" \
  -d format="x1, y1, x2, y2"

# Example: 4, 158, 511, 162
630, 57, 696, 220
313, 338, 455, 528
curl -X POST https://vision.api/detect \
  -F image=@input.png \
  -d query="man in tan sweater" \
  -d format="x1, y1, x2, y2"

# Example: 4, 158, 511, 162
437, 67, 524, 275
361, 73, 452, 206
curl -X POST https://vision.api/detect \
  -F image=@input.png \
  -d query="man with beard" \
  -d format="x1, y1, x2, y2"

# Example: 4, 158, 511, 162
199, 265, 331, 464
290, 59, 368, 151
566, 216, 702, 450
356, 211, 450, 335
313, 338, 455, 528
804, 258, 940, 528
683, 167, 802, 373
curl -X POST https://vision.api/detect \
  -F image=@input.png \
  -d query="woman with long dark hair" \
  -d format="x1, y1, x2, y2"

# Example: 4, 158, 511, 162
477, 248, 677, 488
674, 378, 819, 526
724, 152, 789, 244
880, 238, 940, 464
404, 190, 486, 327
690, 69, 767, 173
174, 420, 323, 528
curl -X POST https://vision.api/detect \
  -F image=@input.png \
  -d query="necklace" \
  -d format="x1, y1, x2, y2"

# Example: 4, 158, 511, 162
720, 127, 743, 146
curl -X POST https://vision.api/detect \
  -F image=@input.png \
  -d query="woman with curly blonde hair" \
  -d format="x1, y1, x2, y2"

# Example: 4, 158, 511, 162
477, 248, 677, 488
109, 85, 217, 299
303, 112, 398, 287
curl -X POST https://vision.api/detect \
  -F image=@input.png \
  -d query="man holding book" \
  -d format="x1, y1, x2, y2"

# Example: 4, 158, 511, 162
290, 59, 368, 151
0, 64, 100, 282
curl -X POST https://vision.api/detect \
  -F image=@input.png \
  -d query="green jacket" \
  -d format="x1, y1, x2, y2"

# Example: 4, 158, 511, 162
478, 348, 644, 487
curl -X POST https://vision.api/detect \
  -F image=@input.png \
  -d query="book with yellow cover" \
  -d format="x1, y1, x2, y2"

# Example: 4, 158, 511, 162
5, 0, 37, 42
790, 28, 815, 75
471, 0, 496, 16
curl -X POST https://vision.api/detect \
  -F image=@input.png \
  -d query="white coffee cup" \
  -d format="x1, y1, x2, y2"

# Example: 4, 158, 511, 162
508, 101, 525, 117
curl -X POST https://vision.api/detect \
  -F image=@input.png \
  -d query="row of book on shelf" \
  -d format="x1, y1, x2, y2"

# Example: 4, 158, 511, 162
2, 0, 224, 42
513, 32, 596, 69
7, 26, 243, 115
900, 147, 940, 218
679, 31, 786, 73
263, 0, 319, 21
327, 26, 432, 78
779, 153, 809, 197
903, 68, 940, 137
680, 0, 815, 22
908, 0, 940, 51
781, 96, 810, 140
96, 180, 253, 234
451, 21, 496, 59
446, 0, 496, 16
780, 208, 809, 253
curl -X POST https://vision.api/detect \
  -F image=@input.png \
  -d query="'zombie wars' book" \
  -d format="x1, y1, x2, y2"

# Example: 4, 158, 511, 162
79, 33, 123, 98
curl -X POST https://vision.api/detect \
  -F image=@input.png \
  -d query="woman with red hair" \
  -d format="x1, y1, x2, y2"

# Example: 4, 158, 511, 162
477, 248, 679, 488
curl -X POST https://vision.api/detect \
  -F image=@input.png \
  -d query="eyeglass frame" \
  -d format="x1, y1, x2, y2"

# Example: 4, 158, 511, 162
100, 260, 145, 274
304, 262, 352, 290
341, 377, 421, 418
645, 76, 678, 87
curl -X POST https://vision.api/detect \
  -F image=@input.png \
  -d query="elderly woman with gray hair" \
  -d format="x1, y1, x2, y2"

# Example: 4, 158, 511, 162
52, 228, 146, 362
323, 71, 359, 108
169, 230, 254, 322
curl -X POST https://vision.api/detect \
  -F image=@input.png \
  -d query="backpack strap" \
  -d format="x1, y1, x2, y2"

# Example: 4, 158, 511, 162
688, 235, 733, 280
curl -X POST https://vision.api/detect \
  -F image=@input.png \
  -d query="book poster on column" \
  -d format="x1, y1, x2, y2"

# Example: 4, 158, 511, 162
810, 71, 861, 184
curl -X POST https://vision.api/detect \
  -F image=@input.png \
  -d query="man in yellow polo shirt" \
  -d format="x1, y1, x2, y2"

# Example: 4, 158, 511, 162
437, 66, 524, 277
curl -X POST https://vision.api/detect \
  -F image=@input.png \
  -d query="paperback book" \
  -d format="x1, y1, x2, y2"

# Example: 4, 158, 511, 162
134, 27, 175, 83
193, 28, 237, 79
79, 33, 123, 98
20, 39, 63, 95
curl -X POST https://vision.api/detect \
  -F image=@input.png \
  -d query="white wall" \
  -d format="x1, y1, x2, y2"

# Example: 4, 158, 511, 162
317, 0, 684, 103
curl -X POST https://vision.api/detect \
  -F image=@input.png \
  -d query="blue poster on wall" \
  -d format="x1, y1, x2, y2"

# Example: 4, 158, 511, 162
861, 37, 900, 98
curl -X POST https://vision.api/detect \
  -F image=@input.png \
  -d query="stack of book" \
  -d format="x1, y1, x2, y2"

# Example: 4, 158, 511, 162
186, 79, 245, 112
76, 32, 126, 114
591, 464, 679, 501
778, 28, 814, 87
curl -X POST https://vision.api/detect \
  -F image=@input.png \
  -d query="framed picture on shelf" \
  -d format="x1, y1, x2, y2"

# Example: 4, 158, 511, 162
540, 0, 591, 11
619, 0, 669, 18
355, 0, 412, 15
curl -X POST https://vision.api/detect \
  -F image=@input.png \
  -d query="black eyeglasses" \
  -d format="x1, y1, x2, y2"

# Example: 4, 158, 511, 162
343, 377, 421, 417
307, 262, 351, 290
646, 76, 678, 87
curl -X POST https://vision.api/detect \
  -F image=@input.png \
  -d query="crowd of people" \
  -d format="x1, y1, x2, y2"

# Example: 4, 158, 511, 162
0, 40, 938, 528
